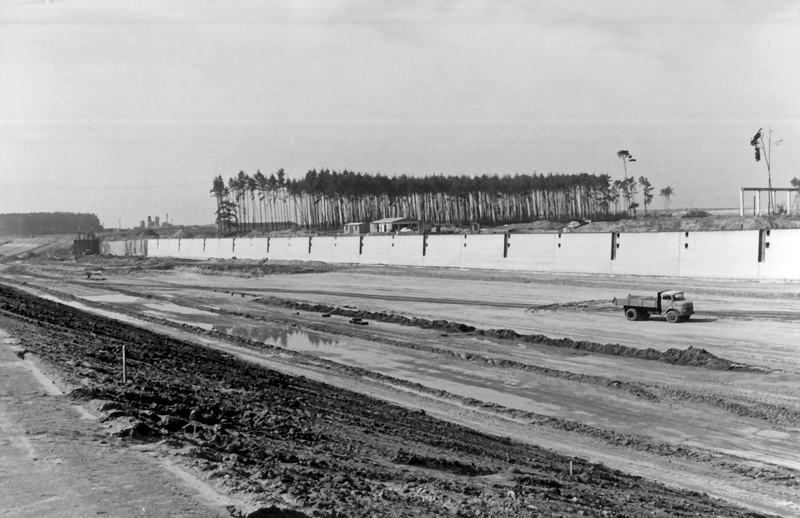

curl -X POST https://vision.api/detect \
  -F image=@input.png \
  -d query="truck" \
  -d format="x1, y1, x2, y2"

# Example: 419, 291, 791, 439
612, 290, 694, 323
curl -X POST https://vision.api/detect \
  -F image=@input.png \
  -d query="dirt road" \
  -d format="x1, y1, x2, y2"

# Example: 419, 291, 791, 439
0, 329, 233, 518
1, 258, 798, 516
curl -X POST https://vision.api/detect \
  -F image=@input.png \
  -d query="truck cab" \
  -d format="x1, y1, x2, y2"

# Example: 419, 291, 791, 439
658, 290, 694, 322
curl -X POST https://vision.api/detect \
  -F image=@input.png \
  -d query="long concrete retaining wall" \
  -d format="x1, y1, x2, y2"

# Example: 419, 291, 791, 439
612, 232, 680, 277
113, 229, 800, 281
758, 228, 800, 281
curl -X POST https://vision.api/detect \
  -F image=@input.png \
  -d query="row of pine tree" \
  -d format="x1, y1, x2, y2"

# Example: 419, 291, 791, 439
210, 169, 672, 232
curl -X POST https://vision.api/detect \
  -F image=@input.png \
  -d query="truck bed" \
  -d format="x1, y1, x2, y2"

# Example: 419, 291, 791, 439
612, 295, 658, 309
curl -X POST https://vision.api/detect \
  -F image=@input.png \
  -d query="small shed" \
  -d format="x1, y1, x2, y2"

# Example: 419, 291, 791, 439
344, 222, 370, 235
370, 217, 420, 234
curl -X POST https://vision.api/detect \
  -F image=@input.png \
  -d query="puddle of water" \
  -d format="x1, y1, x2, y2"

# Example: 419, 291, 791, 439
215, 326, 339, 349
143, 303, 216, 316
755, 429, 791, 439
83, 294, 141, 303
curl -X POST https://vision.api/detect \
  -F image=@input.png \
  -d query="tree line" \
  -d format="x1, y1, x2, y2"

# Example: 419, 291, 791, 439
210, 169, 672, 232
0, 212, 103, 236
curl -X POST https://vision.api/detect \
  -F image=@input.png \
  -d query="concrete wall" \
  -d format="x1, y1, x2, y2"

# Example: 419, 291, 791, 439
355, 235, 425, 266
128, 239, 147, 256
187, 239, 214, 260
461, 234, 506, 270
308, 237, 336, 263
611, 232, 680, 277
504, 234, 556, 272
389, 235, 424, 266
554, 232, 611, 274
139, 230, 800, 281
331, 236, 361, 263
147, 238, 170, 258
678, 231, 759, 279
266, 237, 310, 261
758, 229, 800, 280
360, 235, 394, 265
232, 238, 269, 260
189, 239, 235, 260
172, 239, 204, 259
423, 235, 464, 268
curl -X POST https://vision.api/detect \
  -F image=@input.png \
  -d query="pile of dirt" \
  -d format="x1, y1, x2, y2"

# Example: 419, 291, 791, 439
176, 261, 335, 277
257, 298, 756, 372
0, 283, 773, 518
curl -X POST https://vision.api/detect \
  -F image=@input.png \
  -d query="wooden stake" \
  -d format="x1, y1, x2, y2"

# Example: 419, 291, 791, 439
122, 345, 127, 384
569, 461, 573, 476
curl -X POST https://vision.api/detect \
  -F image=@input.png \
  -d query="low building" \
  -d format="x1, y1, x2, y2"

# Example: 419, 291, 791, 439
343, 222, 370, 235
370, 217, 420, 234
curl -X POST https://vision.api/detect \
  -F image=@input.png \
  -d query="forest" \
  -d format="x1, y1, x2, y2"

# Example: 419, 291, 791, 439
0, 212, 103, 236
210, 169, 663, 232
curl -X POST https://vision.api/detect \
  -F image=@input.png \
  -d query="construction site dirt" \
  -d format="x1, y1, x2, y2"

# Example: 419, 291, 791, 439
1, 257, 799, 517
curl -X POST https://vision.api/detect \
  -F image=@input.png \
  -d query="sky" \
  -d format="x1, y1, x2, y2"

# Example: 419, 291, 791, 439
1, 0, 798, 228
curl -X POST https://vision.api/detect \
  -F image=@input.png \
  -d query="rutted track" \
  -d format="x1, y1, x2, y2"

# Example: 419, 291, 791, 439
0, 282, 780, 518
256, 297, 759, 371
9, 280, 800, 475
12, 278, 800, 430
3, 260, 800, 516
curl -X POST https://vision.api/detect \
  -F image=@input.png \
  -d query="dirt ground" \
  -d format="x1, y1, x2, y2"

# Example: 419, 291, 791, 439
1, 256, 798, 517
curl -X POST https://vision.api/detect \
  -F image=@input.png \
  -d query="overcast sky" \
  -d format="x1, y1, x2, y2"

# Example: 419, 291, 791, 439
1, 0, 798, 227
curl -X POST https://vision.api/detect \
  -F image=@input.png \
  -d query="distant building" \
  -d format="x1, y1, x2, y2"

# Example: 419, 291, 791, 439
370, 217, 420, 234
343, 222, 370, 235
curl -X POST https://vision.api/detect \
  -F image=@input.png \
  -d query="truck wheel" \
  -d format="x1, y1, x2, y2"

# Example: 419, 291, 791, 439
666, 310, 679, 323
625, 308, 639, 321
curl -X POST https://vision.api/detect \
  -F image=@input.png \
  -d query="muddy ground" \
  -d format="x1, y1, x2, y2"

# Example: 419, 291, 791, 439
1, 257, 798, 517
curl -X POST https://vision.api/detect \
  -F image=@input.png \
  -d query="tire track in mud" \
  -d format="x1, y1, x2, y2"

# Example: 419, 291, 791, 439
248, 299, 798, 427
525, 300, 617, 315
3, 281, 800, 491
0, 283, 786, 517
202, 284, 800, 322
13, 279, 796, 428
255, 297, 761, 372
15, 265, 798, 322
0, 284, 800, 496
